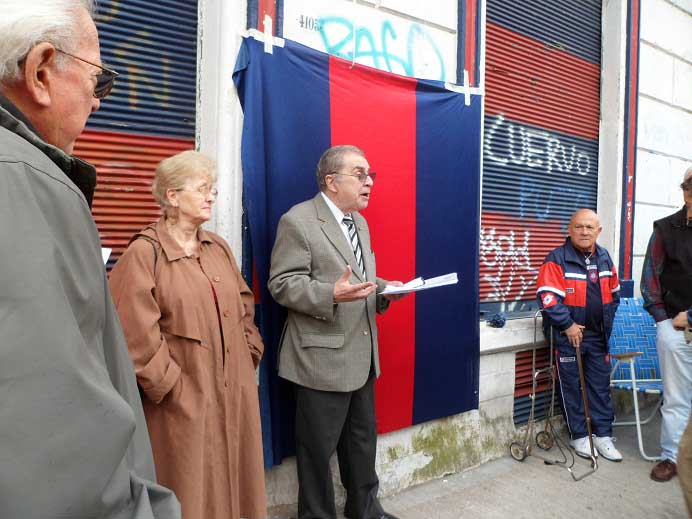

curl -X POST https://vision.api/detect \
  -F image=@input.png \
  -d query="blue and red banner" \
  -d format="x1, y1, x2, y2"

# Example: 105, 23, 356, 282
234, 36, 481, 467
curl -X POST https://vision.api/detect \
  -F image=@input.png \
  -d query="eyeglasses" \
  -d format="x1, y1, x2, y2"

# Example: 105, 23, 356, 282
331, 171, 377, 183
176, 185, 219, 197
55, 49, 118, 99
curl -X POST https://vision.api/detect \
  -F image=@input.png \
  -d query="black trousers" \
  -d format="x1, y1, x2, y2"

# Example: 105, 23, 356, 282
295, 373, 383, 519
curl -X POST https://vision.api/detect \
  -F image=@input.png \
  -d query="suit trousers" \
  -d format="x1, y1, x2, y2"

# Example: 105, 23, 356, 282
295, 372, 383, 519
555, 333, 614, 439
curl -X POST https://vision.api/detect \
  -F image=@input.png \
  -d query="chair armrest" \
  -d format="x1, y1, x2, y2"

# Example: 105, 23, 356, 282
611, 352, 643, 359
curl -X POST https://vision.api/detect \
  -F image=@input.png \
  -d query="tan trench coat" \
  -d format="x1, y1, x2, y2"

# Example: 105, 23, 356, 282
109, 217, 266, 519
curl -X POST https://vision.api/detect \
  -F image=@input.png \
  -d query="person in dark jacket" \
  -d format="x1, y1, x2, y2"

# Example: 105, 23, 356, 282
537, 209, 622, 461
641, 167, 692, 483
0, 1, 179, 517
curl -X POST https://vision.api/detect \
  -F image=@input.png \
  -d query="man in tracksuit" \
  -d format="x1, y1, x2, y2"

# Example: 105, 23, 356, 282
537, 209, 622, 461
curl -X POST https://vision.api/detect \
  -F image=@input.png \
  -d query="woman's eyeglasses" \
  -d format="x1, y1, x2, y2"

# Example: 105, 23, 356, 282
177, 185, 219, 197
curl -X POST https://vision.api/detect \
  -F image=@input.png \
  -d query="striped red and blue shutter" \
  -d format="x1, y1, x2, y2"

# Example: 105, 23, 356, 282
480, 0, 602, 316
74, 0, 198, 266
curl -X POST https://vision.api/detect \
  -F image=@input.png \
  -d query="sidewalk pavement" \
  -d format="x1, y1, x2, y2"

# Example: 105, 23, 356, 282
381, 406, 687, 519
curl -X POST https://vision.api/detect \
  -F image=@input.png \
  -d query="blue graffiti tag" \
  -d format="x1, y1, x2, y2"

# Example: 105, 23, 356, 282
317, 17, 446, 81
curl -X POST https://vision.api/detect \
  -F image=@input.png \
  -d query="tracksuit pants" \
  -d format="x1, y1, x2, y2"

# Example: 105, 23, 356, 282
555, 332, 614, 439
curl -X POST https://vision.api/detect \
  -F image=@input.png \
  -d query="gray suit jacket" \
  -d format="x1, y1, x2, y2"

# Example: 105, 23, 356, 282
268, 193, 390, 391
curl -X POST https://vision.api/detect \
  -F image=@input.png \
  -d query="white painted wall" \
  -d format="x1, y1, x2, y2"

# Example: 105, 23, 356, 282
197, 0, 247, 261
632, 0, 692, 297
282, 0, 458, 82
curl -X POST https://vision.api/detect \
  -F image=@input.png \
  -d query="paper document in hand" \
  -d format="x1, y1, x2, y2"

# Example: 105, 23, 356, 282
381, 272, 458, 295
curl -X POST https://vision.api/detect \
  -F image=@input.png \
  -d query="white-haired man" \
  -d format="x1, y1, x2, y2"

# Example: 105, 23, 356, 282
0, 1, 180, 517
642, 167, 692, 483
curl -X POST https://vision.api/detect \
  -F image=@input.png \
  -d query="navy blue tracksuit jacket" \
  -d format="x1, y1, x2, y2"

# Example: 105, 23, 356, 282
537, 238, 621, 438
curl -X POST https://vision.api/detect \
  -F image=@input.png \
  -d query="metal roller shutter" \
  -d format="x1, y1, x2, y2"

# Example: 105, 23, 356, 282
74, 0, 198, 266
480, 0, 602, 316
513, 346, 563, 426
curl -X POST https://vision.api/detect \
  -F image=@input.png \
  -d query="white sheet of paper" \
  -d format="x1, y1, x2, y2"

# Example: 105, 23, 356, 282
381, 272, 458, 295
101, 248, 112, 265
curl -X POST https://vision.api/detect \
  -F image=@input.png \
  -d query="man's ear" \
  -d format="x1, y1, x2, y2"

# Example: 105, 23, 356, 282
325, 175, 338, 193
22, 43, 59, 108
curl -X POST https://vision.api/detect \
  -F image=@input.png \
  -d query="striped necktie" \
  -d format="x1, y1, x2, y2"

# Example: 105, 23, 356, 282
342, 214, 366, 277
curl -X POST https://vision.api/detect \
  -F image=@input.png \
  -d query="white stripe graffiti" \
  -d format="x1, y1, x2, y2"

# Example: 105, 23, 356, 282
480, 226, 538, 304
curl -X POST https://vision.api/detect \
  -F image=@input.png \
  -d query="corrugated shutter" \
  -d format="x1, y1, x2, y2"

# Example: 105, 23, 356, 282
89, 0, 198, 137
75, 0, 198, 265
73, 132, 193, 265
513, 347, 563, 425
480, 0, 602, 315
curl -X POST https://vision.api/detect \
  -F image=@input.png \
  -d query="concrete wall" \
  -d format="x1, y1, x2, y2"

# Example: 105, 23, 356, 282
632, 0, 692, 297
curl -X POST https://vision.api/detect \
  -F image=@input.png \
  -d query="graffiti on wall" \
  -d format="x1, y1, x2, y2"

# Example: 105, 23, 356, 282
479, 226, 538, 304
480, 114, 599, 309
485, 115, 592, 177
315, 17, 446, 81
283, 0, 457, 82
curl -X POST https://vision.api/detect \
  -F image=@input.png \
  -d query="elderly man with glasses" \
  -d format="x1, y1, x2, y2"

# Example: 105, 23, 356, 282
0, 1, 179, 517
642, 167, 692, 484
269, 145, 405, 519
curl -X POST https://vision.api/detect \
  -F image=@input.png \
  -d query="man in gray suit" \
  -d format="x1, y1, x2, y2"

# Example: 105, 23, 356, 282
269, 145, 404, 519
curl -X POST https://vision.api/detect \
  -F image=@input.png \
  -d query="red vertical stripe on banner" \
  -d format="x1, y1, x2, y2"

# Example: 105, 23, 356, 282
465, 0, 477, 85
329, 56, 418, 431
258, 0, 276, 33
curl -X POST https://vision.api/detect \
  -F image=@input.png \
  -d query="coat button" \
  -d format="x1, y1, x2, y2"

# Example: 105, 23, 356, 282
213, 276, 221, 282
363, 331, 368, 336
223, 309, 231, 317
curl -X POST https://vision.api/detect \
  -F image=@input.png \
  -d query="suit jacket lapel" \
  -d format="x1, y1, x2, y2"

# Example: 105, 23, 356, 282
313, 194, 365, 281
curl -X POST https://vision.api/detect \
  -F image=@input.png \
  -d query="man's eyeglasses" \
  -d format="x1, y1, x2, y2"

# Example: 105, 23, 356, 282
331, 171, 377, 183
55, 49, 118, 99
177, 185, 219, 197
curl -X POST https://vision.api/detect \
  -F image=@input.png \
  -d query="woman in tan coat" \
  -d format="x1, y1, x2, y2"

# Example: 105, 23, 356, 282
109, 151, 266, 519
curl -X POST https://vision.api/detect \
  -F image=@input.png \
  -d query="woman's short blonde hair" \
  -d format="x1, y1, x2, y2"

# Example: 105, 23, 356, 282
152, 150, 217, 215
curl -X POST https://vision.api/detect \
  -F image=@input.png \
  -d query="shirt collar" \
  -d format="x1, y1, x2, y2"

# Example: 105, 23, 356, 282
0, 94, 97, 207
565, 237, 600, 264
320, 191, 347, 224
155, 217, 214, 261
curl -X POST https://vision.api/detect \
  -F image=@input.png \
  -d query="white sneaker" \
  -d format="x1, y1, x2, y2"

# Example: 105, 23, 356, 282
593, 436, 623, 462
570, 436, 597, 459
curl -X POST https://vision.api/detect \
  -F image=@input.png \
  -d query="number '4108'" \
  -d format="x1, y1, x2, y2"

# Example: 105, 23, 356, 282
298, 14, 320, 31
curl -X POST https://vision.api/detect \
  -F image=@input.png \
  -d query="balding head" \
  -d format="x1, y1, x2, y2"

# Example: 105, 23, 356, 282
568, 208, 602, 253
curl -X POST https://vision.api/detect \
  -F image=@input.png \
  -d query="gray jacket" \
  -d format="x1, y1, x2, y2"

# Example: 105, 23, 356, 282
268, 194, 389, 392
0, 95, 180, 518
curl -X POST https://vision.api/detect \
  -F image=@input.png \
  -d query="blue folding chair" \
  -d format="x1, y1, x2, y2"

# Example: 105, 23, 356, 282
608, 297, 662, 461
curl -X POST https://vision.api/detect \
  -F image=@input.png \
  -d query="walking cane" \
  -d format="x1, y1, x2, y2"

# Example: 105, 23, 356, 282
567, 342, 599, 481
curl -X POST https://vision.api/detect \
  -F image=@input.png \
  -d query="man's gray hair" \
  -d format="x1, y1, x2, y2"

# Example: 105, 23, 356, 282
0, 0, 95, 83
316, 145, 365, 190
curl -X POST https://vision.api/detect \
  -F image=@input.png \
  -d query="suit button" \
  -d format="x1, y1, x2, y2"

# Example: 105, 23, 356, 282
223, 309, 231, 317
363, 331, 368, 336
213, 276, 221, 282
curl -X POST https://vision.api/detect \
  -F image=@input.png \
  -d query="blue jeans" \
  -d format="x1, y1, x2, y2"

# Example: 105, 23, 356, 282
657, 319, 692, 462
